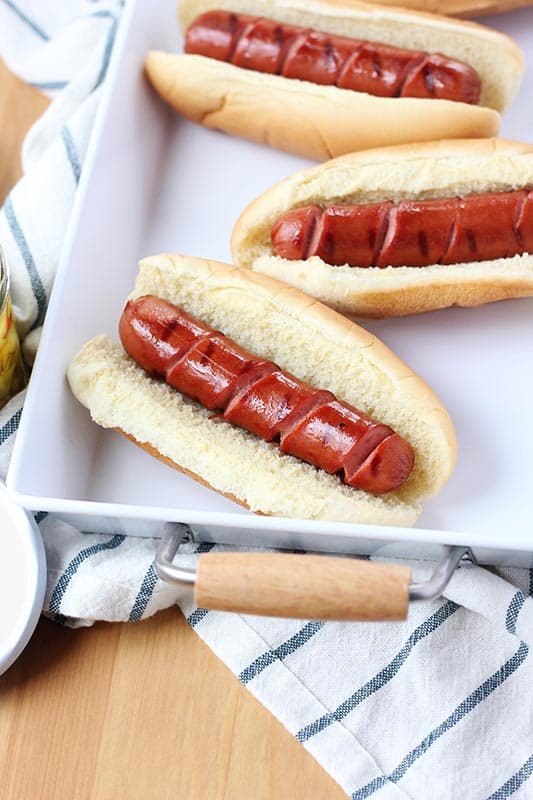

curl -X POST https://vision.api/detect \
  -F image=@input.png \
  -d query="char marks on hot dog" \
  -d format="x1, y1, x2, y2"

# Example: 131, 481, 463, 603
270, 189, 533, 268
119, 295, 414, 493
185, 10, 481, 104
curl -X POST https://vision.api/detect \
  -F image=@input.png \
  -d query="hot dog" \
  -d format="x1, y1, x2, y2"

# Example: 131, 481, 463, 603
185, 11, 481, 103
144, 0, 523, 160
67, 255, 456, 526
270, 190, 533, 268
231, 137, 533, 316
119, 294, 414, 494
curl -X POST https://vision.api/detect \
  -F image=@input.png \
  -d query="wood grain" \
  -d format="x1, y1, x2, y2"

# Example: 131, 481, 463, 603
0, 58, 48, 203
197, 553, 410, 620
0, 58, 346, 800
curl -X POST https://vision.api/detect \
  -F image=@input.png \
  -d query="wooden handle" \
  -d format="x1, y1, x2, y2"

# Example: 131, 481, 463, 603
195, 554, 411, 621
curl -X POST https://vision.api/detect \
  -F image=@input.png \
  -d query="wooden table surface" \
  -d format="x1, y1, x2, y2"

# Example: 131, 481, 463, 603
0, 60, 345, 800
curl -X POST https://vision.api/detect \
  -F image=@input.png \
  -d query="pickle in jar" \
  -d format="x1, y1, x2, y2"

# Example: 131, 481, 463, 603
0, 246, 26, 407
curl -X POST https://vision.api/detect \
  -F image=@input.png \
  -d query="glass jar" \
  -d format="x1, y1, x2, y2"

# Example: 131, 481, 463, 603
0, 245, 26, 408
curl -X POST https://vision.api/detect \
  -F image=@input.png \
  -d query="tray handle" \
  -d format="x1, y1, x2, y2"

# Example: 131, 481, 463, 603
156, 523, 469, 622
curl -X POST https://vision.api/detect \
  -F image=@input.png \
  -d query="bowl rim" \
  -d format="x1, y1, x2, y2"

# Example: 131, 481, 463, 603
0, 481, 46, 676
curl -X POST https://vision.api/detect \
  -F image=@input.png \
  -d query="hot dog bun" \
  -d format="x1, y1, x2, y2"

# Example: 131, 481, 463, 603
348, 0, 533, 17
67, 254, 456, 526
143, 0, 522, 160
231, 137, 533, 316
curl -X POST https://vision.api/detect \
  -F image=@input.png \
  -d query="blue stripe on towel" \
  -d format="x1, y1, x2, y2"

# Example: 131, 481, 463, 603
297, 600, 459, 743
0, 408, 22, 444
130, 537, 215, 623
28, 79, 69, 91
486, 753, 533, 800
90, 10, 118, 91
0, 0, 49, 40
48, 534, 125, 613
187, 608, 210, 627
350, 594, 530, 800
129, 562, 158, 621
240, 621, 324, 684
61, 126, 81, 184
4, 196, 47, 329
506, 592, 527, 635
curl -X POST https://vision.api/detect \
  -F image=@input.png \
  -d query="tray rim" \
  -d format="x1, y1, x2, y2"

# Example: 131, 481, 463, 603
6, 0, 139, 503
7, 0, 533, 559
7, 488, 533, 556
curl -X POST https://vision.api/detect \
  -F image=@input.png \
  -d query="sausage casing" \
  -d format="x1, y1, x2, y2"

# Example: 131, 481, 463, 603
184, 10, 481, 104
270, 190, 533, 268
119, 295, 414, 493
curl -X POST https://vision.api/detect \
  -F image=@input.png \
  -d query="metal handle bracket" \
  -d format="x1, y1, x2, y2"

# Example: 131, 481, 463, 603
156, 522, 474, 605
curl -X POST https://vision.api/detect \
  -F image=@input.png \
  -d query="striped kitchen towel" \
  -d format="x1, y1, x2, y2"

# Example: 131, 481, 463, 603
2, 3, 533, 798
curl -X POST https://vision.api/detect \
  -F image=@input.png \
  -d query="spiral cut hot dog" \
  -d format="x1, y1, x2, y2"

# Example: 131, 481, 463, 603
271, 189, 533, 268
185, 10, 481, 104
119, 295, 414, 494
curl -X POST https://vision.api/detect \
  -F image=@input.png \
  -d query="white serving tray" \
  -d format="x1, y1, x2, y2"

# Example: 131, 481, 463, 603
7, 0, 533, 566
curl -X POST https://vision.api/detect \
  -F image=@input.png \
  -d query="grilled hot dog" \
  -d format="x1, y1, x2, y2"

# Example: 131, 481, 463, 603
144, 0, 523, 160
67, 255, 456, 526
231, 138, 533, 316
185, 10, 481, 104
119, 295, 414, 494
271, 189, 533, 268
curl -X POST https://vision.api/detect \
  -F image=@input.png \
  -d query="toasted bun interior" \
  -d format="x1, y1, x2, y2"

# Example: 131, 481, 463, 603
67, 255, 456, 526
231, 137, 533, 316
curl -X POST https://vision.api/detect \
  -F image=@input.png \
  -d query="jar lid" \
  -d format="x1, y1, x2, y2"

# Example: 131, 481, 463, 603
0, 482, 46, 675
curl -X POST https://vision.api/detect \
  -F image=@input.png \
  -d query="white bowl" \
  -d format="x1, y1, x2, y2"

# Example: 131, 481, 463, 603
0, 481, 46, 675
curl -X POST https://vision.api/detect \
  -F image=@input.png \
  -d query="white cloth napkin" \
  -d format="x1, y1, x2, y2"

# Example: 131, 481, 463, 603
2, 3, 533, 798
